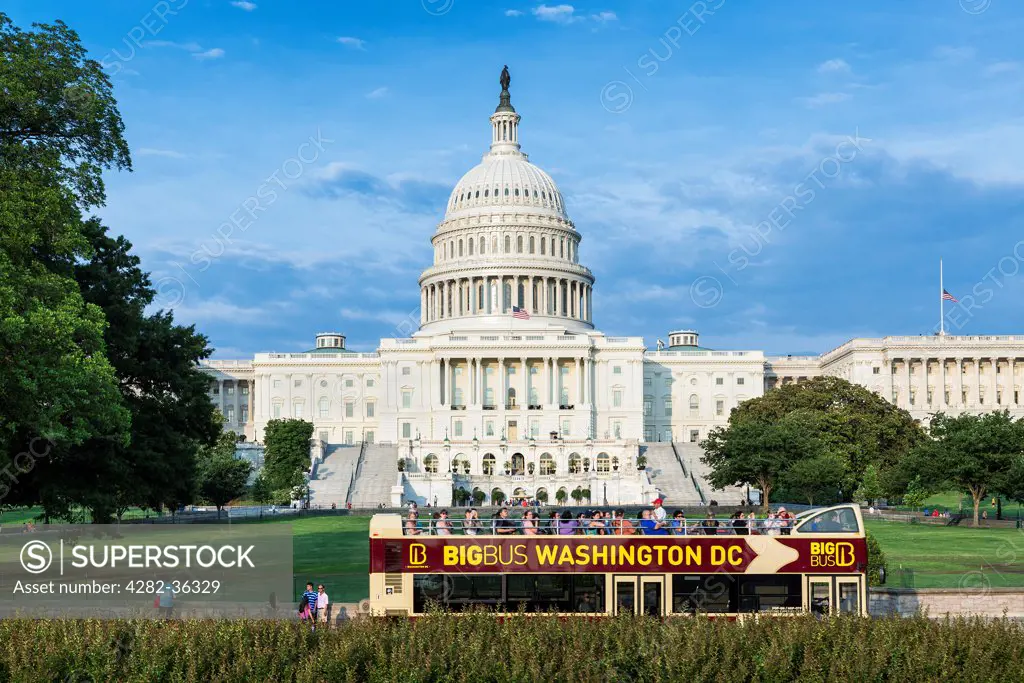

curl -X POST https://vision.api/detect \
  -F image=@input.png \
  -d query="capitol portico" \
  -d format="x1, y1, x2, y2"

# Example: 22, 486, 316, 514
200, 69, 1024, 508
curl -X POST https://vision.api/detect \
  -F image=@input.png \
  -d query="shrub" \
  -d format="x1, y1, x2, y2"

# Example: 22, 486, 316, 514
865, 531, 887, 586
0, 615, 1021, 681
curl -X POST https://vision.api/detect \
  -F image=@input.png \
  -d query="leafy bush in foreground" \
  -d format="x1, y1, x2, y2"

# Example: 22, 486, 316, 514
0, 614, 1021, 682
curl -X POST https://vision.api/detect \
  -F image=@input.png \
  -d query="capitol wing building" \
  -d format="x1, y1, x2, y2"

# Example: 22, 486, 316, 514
201, 73, 1024, 508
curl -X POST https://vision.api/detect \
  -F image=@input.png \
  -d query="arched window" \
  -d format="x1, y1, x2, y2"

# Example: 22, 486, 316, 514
480, 235, 486, 254
484, 189, 489, 197
492, 236, 498, 253
514, 188, 519, 197
475, 190, 479, 198
450, 240, 454, 257
458, 240, 463, 257
517, 236, 523, 253
318, 397, 329, 418
507, 387, 516, 407
560, 239, 564, 258
541, 237, 546, 255
482, 454, 496, 476
568, 453, 582, 474
539, 453, 555, 475
597, 453, 610, 473
424, 454, 438, 474
505, 235, 511, 253
689, 394, 700, 411
468, 239, 474, 255
517, 282, 525, 308
529, 236, 535, 253
504, 187, 509, 197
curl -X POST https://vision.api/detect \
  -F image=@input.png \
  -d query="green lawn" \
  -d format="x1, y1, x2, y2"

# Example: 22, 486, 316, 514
865, 519, 1024, 588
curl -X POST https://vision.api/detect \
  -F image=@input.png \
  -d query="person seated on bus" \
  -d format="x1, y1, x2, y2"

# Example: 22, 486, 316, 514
586, 511, 606, 535
639, 508, 668, 535
558, 509, 576, 535
494, 507, 518, 534
612, 508, 635, 535
731, 510, 748, 536
700, 512, 719, 535
404, 511, 421, 535
576, 591, 596, 613
462, 508, 480, 535
544, 510, 560, 535
777, 507, 794, 535
435, 510, 453, 535
746, 512, 758, 534
522, 510, 539, 535
428, 512, 440, 534
671, 510, 687, 535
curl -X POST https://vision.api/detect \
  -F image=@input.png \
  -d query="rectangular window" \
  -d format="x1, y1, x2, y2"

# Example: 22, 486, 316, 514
367, 379, 375, 387
413, 574, 604, 614
402, 390, 412, 409
273, 404, 282, 418
737, 377, 745, 386
872, 367, 880, 375
344, 431, 354, 445
402, 422, 412, 439
293, 403, 303, 418
273, 379, 282, 389
240, 383, 249, 395
715, 377, 724, 386
613, 390, 622, 408
561, 419, 570, 436
402, 367, 411, 376
240, 405, 248, 423
454, 420, 463, 437
531, 422, 540, 438
715, 400, 724, 416
366, 402, 375, 418
345, 379, 354, 388
644, 377, 652, 386
366, 430, 375, 444
613, 421, 622, 439
226, 384, 235, 396
485, 420, 494, 437
294, 379, 302, 388
613, 366, 621, 375
212, 384, 220, 395
225, 405, 235, 423
319, 400, 329, 418
643, 400, 652, 417
664, 402, 672, 417
345, 402, 354, 418
672, 575, 737, 614
690, 430, 699, 443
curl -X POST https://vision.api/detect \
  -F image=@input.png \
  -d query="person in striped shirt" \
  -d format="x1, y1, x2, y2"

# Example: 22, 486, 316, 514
301, 583, 318, 629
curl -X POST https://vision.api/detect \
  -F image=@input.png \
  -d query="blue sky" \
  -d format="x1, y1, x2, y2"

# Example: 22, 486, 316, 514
9, 0, 1024, 356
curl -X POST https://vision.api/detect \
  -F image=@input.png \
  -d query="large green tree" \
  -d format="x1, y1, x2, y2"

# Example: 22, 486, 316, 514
198, 431, 252, 515
780, 453, 847, 506
720, 376, 924, 500
900, 411, 1024, 526
701, 410, 825, 510
1, 14, 130, 466
263, 419, 314, 492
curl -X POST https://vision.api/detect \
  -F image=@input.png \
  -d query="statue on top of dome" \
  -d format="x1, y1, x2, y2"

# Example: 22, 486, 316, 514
500, 65, 511, 92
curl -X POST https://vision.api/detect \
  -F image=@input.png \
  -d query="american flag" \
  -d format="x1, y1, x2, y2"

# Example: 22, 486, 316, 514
942, 289, 959, 303
512, 306, 530, 320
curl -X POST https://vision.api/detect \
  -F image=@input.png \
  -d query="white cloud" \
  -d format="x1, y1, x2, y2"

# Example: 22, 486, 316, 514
984, 61, 1020, 76
817, 58, 850, 74
194, 48, 225, 60
591, 11, 617, 22
146, 40, 203, 52
230, 1, 257, 10
505, 9, 523, 16
365, 86, 389, 99
933, 46, 975, 62
170, 299, 273, 325
137, 148, 186, 159
799, 92, 851, 107
337, 36, 366, 50
533, 4, 579, 23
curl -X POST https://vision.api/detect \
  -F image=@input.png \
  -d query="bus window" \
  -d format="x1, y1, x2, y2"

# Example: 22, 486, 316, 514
797, 507, 860, 534
838, 582, 860, 615
672, 575, 737, 614
615, 581, 634, 614
737, 575, 802, 613
572, 576, 604, 613
809, 581, 830, 615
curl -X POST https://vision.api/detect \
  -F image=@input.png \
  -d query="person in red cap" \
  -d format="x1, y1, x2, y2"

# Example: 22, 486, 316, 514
652, 498, 667, 524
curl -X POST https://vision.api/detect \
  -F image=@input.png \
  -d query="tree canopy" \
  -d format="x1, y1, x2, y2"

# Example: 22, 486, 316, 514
899, 411, 1024, 526
708, 377, 925, 502
198, 431, 252, 514
263, 419, 314, 494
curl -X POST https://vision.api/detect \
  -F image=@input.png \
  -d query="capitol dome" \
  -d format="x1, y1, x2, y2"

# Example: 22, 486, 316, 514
444, 155, 568, 220
418, 67, 594, 335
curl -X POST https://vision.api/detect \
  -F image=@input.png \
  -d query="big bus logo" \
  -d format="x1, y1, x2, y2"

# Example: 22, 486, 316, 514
409, 543, 428, 567
809, 541, 856, 568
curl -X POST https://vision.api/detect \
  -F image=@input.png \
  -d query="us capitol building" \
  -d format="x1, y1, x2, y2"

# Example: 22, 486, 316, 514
201, 70, 1024, 508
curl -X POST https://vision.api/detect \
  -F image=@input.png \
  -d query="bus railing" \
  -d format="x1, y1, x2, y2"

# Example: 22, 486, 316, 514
397, 517, 822, 536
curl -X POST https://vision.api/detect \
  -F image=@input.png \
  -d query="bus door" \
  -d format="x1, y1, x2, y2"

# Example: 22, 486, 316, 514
613, 576, 665, 616
806, 576, 864, 616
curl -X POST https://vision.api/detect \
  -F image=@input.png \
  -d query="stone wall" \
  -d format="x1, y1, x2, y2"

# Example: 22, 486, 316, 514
869, 588, 1024, 618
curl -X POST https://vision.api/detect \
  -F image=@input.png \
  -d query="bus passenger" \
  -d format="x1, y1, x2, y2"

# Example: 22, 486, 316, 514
404, 511, 421, 535
587, 511, 605, 535
558, 510, 576, 535
436, 510, 452, 535
731, 511, 748, 536
494, 507, 518, 534
639, 509, 668, 535
701, 512, 719, 536
764, 512, 781, 536
522, 510, 539, 535
545, 510, 560, 534
612, 508, 635, 535
746, 512, 758, 534
671, 510, 687, 535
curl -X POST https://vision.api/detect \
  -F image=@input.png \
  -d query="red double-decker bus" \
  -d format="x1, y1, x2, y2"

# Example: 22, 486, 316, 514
368, 504, 868, 618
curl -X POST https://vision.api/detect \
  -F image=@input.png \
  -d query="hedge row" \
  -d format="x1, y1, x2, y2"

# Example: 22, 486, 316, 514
0, 614, 1021, 682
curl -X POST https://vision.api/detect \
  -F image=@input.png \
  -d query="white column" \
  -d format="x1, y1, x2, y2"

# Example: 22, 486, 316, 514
919, 358, 928, 407
438, 359, 445, 407
903, 359, 911, 408
956, 357, 964, 407
940, 358, 947, 406
1010, 358, 1018, 406
498, 358, 505, 407
574, 358, 581, 404
991, 358, 999, 406
521, 357, 528, 407
975, 358, 982, 407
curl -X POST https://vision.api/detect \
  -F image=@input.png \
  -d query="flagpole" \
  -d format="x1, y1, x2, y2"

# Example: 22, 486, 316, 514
939, 258, 944, 336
